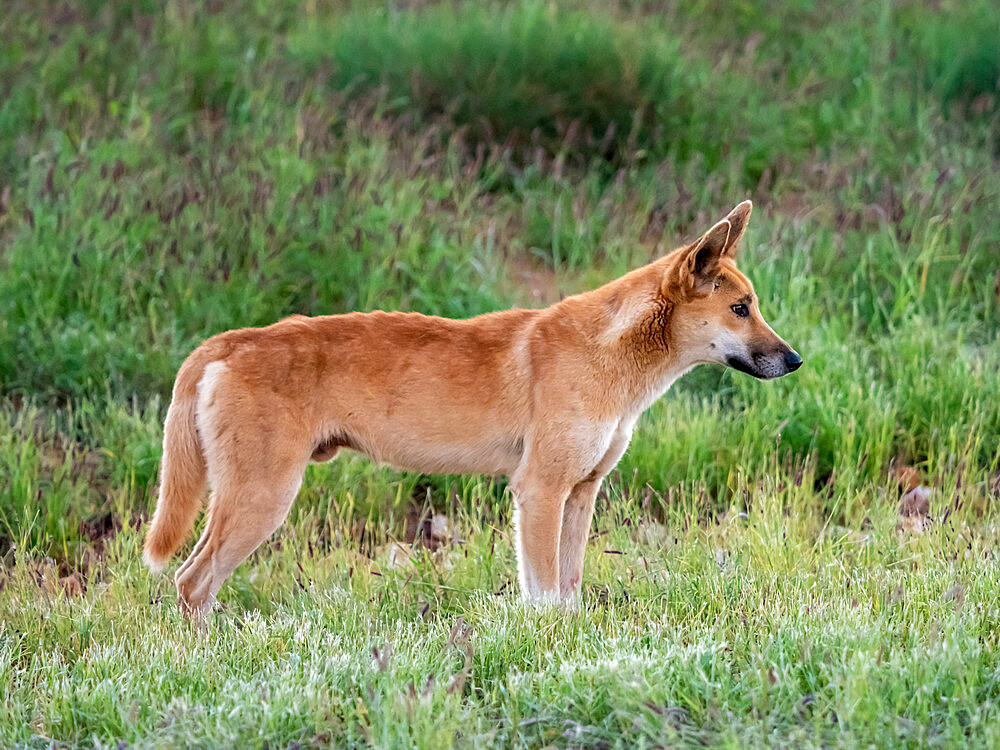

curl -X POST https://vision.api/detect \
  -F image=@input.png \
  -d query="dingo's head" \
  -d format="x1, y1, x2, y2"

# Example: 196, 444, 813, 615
665, 200, 802, 379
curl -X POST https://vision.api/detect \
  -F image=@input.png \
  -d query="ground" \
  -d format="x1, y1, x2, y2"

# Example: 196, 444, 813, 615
1, 0, 999, 747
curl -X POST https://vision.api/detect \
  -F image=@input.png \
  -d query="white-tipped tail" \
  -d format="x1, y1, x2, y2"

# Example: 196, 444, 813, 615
143, 355, 209, 571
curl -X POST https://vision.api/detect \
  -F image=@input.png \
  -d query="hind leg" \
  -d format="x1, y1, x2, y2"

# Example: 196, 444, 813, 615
175, 471, 303, 615
174, 526, 207, 581
177, 366, 317, 615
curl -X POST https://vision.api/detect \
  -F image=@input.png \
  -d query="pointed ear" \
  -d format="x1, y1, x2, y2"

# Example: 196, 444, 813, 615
685, 219, 733, 277
670, 201, 754, 293
721, 199, 752, 258
680, 217, 732, 285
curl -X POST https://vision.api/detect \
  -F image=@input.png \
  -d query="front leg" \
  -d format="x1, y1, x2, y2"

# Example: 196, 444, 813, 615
510, 416, 626, 604
511, 472, 573, 603
558, 477, 602, 603
558, 423, 634, 603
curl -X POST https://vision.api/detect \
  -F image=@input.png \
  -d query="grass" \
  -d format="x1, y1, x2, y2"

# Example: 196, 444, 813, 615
1, 0, 999, 746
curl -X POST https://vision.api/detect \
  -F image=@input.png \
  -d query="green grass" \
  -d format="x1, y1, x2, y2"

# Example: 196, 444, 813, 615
1, 0, 999, 747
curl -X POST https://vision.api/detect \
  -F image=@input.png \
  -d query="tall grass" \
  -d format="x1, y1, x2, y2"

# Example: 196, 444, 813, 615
901, 0, 1000, 114
1, 0, 999, 746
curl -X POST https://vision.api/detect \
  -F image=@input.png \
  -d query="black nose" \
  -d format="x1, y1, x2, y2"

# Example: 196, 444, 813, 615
784, 350, 803, 372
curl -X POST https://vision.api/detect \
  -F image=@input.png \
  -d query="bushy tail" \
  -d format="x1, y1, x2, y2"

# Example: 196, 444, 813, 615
143, 354, 209, 572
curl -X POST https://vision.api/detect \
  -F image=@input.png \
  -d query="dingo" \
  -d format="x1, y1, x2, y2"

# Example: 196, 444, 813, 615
144, 200, 801, 612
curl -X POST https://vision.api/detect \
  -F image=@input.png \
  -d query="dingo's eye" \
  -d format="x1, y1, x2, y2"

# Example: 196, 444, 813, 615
731, 304, 749, 318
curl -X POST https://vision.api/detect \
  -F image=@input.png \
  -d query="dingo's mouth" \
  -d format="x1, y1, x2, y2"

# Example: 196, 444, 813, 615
727, 350, 803, 380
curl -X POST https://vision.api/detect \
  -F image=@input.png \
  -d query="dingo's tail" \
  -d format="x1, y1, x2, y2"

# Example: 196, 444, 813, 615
143, 354, 209, 572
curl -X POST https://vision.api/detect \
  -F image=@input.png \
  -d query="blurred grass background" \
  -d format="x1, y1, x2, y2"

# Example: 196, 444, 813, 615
1, 0, 999, 746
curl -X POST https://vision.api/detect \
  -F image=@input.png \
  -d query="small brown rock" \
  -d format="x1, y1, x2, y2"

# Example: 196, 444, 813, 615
892, 464, 922, 492
59, 572, 85, 597
430, 514, 450, 543
900, 485, 933, 517
385, 543, 413, 570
